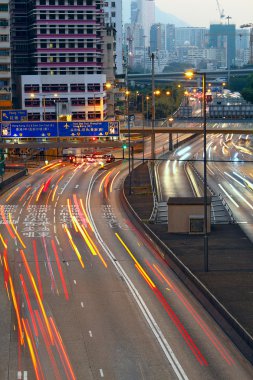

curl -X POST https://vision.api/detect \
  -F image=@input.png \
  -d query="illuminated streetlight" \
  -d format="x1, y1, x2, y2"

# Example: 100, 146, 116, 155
185, 69, 209, 272
125, 90, 132, 194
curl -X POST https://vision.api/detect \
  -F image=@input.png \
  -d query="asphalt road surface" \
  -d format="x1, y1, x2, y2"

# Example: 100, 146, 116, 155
0, 156, 253, 379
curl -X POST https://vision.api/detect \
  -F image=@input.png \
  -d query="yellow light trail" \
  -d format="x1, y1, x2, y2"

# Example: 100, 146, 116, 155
19, 186, 31, 202
79, 198, 94, 232
115, 233, 155, 288
36, 183, 45, 202
22, 319, 41, 380
99, 169, 113, 192
63, 224, 85, 268
110, 171, 120, 193
19, 249, 53, 343
0, 233, 7, 249
6, 187, 20, 202
72, 216, 97, 256
8, 213, 26, 248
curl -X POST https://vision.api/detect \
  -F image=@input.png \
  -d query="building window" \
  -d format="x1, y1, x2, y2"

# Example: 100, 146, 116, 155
0, 35, 8, 41
0, 20, 8, 27
24, 84, 40, 93
71, 98, 85, 106
0, 4, 8, 11
0, 50, 9, 56
68, 12, 75, 20
72, 112, 86, 120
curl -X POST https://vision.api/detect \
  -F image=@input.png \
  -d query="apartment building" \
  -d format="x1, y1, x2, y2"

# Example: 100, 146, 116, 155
10, 0, 112, 121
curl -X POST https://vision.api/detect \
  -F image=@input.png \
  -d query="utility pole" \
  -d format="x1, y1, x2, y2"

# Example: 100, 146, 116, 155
203, 73, 208, 272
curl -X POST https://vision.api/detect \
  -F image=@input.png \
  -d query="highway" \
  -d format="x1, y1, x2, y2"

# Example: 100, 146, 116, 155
156, 125, 253, 241
1, 153, 253, 379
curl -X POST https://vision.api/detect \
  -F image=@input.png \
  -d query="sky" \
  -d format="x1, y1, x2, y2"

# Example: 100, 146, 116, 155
123, 0, 253, 28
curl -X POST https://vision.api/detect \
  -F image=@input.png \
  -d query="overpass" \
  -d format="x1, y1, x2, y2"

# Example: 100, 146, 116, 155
169, 116, 253, 123
120, 126, 253, 135
128, 68, 253, 83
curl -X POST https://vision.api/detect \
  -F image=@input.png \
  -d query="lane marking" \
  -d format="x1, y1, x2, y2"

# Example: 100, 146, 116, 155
89, 330, 92, 337
17, 371, 22, 379
99, 369, 104, 377
86, 171, 188, 380
81, 302, 84, 308
24, 371, 28, 380
73, 280, 77, 285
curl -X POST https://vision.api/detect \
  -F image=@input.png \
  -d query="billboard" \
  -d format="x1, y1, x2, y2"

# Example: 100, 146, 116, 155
0, 121, 119, 138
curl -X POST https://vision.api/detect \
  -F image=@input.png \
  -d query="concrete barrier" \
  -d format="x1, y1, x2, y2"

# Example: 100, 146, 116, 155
121, 187, 253, 364
0, 169, 27, 191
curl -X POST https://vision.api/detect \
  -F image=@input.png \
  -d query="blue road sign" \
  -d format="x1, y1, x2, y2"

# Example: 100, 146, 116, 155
1, 110, 28, 122
0, 121, 119, 138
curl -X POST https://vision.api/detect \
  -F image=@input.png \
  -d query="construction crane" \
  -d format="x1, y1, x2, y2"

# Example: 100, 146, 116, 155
215, 0, 225, 22
240, 23, 253, 65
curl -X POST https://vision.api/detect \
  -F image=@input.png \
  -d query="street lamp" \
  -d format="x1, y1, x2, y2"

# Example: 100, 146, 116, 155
30, 92, 58, 121
185, 70, 209, 272
125, 90, 131, 195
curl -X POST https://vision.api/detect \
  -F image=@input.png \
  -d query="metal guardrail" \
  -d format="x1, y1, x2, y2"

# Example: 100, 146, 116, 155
148, 162, 159, 223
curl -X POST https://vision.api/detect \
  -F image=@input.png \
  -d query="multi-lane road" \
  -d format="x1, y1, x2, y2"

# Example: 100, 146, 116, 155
1, 145, 253, 379
156, 124, 253, 241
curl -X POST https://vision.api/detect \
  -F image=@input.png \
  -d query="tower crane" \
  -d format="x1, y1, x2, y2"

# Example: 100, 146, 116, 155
240, 23, 253, 65
215, 0, 225, 21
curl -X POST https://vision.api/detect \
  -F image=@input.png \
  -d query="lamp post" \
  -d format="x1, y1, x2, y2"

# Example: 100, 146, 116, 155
30, 92, 58, 121
185, 70, 208, 272
150, 52, 156, 190
126, 90, 131, 195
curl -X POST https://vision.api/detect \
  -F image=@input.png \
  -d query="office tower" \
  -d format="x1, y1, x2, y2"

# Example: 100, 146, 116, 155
209, 24, 236, 68
0, 0, 11, 109
131, 0, 155, 46
166, 24, 175, 53
150, 23, 165, 53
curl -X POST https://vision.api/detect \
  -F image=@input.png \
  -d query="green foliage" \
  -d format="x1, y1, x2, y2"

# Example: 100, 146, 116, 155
230, 74, 253, 103
163, 62, 193, 73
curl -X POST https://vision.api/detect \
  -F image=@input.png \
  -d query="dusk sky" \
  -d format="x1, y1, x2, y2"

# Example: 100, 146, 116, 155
123, 0, 252, 28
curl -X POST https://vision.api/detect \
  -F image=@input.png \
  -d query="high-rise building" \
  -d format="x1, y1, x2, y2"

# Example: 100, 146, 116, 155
150, 23, 165, 53
209, 24, 236, 68
0, 0, 12, 109
166, 24, 175, 53
104, 0, 123, 76
175, 27, 207, 48
10, 0, 112, 121
131, 0, 155, 46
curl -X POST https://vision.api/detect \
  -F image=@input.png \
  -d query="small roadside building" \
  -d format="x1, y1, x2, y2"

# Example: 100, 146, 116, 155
167, 197, 211, 234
